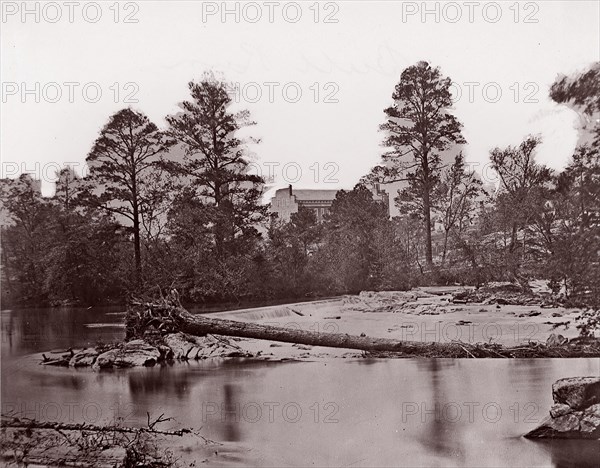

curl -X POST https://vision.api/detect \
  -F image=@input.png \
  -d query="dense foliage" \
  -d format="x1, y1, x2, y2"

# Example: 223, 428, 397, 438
1, 63, 598, 314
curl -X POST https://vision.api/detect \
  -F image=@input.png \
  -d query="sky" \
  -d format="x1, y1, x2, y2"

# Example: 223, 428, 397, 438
1, 1, 599, 197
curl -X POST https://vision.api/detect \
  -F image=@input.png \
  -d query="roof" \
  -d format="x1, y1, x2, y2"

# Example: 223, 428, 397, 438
274, 188, 339, 201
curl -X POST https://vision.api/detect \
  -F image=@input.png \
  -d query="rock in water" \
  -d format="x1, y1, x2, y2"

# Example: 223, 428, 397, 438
546, 333, 568, 347
163, 332, 254, 359
552, 377, 600, 410
164, 333, 195, 359
525, 377, 600, 439
94, 349, 118, 369
115, 340, 161, 367
549, 403, 572, 418
92, 340, 161, 369
69, 348, 99, 367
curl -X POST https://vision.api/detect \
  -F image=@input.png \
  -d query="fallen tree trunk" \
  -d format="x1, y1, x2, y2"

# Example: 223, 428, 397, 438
179, 314, 415, 352
1, 413, 217, 468
129, 300, 414, 353
126, 298, 600, 358
1, 414, 192, 437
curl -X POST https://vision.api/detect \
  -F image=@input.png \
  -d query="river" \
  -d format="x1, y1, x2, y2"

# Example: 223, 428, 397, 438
1, 306, 599, 467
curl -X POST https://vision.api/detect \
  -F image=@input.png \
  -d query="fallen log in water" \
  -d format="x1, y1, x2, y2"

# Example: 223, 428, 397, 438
1, 413, 192, 437
129, 299, 411, 352
0, 413, 217, 467
126, 298, 600, 358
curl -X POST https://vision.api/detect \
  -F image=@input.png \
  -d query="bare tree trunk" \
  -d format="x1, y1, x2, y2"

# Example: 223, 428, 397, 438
441, 229, 450, 267
423, 188, 433, 266
131, 173, 142, 288
182, 314, 406, 352
133, 303, 435, 354
509, 222, 518, 252
128, 301, 600, 358
133, 208, 142, 287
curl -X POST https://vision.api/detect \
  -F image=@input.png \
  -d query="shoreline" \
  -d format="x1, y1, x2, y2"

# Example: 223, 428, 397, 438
0, 294, 345, 314
31, 286, 600, 366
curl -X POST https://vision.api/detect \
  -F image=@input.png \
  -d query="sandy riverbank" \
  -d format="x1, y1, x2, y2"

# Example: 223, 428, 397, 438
31, 285, 594, 366
200, 286, 586, 360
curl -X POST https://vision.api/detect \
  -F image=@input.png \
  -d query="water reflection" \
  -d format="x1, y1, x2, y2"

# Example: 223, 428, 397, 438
1, 306, 126, 356
418, 359, 465, 464
536, 439, 600, 468
128, 365, 194, 401
1, 308, 599, 466
222, 383, 242, 441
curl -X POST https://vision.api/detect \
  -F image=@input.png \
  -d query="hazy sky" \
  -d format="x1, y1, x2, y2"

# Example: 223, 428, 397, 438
2, 1, 599, 196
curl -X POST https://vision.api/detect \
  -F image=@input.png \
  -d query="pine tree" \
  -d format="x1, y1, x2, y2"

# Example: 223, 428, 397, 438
379, 61, 466, 265
84, 108, 173, 287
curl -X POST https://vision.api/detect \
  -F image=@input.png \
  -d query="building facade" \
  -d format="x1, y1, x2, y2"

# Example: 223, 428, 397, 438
270, 185, 338, 222
269, 184, 390, 222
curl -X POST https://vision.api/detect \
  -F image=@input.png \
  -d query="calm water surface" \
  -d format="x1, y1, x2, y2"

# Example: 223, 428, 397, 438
1, 307, 599, 467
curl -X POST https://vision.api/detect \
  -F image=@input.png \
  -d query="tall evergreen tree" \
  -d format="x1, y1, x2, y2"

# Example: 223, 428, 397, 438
84, 108, 173, 287
164, 73, 266, 260
377, 61, 466, 265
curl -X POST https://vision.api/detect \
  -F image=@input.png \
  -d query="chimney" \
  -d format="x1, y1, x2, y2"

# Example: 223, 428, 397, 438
288, 184, 293, 196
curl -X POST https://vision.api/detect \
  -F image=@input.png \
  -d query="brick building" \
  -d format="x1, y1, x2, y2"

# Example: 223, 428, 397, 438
269, 184, 390, 222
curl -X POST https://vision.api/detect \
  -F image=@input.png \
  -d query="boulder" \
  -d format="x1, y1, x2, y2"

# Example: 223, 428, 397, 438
162, 333, 253, 360
550, 403, 572, 418
113, 340, 160, 367
546, 333, 568, 347
92, 340, 160, 369
187, 346, 202, 359
528, 413, 581, 438
194, 334, 253, 359
580, 404, 600, 434
94, 349, 118, 369
526, 405, 600, 439
552, 377, 600, 410
164, 333, 195, 359
157, 345, 174, 360
525, 377, 600, 439
69, 348, 99, 367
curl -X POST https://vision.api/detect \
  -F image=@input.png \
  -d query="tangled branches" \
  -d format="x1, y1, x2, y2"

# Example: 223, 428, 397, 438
0, 412, 218, 467
126, 288, 184, 341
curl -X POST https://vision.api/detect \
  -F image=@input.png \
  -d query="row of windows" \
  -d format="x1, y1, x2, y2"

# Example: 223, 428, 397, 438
308, 207, 330, 219
272, 198, 334, 208
272, 198, 293, 208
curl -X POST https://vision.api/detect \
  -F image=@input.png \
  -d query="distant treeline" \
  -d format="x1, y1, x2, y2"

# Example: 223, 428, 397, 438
1, 64, 598, 309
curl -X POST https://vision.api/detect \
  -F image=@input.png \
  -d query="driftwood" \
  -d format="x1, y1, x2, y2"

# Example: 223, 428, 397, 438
1, 413, 192, 438
127, 298, 600, 358
1, 413, 218, 467
130, 299, 424, 353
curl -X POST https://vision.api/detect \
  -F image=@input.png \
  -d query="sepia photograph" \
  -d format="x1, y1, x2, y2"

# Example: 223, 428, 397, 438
1, 1, 599, 466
